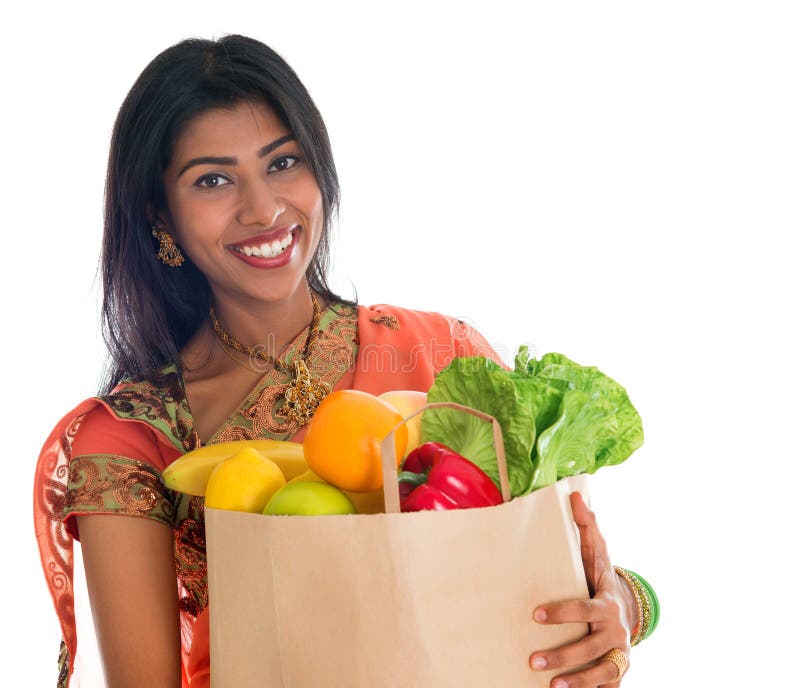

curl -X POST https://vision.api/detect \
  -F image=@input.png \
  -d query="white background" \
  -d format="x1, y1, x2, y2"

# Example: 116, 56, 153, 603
2, 1, 798, 685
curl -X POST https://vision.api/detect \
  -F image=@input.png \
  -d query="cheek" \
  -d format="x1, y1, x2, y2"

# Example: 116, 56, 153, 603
294, 172, 325, 228
167, 191, 227, 248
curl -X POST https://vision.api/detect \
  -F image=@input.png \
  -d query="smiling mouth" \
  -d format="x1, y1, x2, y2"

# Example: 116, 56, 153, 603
230, 228, 298, 258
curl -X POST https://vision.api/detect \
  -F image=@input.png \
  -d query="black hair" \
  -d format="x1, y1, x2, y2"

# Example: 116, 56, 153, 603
98, 34, 353, 395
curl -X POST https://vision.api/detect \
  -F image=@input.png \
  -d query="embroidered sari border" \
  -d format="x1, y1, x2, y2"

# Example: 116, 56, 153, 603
64, 454, 174, 530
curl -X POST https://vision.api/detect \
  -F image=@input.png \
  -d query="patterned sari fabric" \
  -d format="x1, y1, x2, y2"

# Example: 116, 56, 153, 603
33, 302, 501, 687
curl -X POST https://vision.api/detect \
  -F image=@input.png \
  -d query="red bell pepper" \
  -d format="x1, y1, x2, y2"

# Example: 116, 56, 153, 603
397, 442, 503, 512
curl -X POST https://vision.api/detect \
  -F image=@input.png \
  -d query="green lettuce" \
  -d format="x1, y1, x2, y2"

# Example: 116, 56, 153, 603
530, 390, 617, 489
420, 357, 537, 497
526, 351, 644, 470
420, 346, 644, 496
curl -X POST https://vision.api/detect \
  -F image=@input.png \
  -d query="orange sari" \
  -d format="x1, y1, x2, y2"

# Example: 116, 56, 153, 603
33, 303, 501, 686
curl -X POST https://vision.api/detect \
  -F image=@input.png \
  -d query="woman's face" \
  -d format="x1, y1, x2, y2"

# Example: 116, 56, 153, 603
160, 100, 324, 307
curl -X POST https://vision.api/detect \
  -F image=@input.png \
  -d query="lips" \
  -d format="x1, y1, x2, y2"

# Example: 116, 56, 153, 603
227, 224, 300, 268
227, 224, 301, 259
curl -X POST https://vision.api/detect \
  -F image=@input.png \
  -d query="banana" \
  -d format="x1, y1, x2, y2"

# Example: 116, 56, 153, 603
162, 439, 307, 496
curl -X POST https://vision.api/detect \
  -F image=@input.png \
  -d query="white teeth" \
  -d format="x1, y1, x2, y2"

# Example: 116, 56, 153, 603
234, 230, 296, 258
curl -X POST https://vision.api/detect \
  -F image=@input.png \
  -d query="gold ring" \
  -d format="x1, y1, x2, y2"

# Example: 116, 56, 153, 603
599, 648, 628, 681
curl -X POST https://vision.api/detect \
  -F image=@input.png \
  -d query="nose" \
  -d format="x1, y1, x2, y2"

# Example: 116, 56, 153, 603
236, 177, 285, 228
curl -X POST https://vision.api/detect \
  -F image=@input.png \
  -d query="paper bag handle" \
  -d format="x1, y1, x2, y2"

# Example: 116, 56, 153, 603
379, 401, 510, 514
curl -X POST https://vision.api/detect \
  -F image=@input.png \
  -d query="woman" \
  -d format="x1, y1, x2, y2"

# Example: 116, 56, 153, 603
33, 35, 657, 687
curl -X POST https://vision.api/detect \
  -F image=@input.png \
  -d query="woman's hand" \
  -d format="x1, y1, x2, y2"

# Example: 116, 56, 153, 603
528, 492, 635, 687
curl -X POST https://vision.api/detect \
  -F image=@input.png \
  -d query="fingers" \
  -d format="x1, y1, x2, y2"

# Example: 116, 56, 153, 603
531, 593, 630, 682
533, 597, 614, 625
544, 657, 623, 688
528, 629, 609, 673
529, 633, 629, 679
570, 491, 604, 552
569, 491, 596, 528
569, 491, 613, 592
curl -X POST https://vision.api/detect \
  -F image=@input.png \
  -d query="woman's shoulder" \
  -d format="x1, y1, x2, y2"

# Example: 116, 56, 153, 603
67, 401, 175, 467
357, 302, 500, 359
352, 302, 505, 378
96, 362, 197, 454
357, 302, 461, 335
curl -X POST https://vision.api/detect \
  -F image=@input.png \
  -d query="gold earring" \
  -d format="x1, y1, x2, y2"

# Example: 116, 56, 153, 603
151, 227, 185, 267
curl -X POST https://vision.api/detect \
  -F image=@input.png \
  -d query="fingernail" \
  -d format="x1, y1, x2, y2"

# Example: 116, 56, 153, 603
531, 656, 547, 669
533, 608, 547, 622
553, 680, 568, 688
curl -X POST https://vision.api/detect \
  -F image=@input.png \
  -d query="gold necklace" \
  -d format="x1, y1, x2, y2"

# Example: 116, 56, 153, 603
209, 290, 331, 426
216, 333, 262, 373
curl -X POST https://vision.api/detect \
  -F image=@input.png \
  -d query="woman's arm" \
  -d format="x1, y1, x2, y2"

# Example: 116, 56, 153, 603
77, 513, 182, 688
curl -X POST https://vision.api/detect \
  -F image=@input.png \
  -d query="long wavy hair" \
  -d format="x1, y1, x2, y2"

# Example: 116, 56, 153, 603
97, 35, 353, 395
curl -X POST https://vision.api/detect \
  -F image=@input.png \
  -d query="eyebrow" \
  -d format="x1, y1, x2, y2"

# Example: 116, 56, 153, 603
177, 134, 297, 178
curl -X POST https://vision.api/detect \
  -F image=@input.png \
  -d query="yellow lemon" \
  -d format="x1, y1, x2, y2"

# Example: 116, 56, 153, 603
205, 447, 286, 513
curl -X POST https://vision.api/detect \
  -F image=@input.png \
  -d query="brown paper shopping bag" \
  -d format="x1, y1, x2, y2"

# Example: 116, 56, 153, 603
206, 402, 590, 687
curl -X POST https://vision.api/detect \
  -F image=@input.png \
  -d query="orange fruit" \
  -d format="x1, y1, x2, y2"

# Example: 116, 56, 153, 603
303, 390, 408, 492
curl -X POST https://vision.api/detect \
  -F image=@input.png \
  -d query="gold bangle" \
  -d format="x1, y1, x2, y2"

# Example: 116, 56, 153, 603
614, 566, 650, 646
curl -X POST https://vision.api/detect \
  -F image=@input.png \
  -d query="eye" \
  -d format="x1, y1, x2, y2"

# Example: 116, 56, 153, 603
268, 155, 301, 173
194, 173, 232, 189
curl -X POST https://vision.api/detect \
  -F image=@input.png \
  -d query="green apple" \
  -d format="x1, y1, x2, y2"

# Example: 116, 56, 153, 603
263, 481, 357, 516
